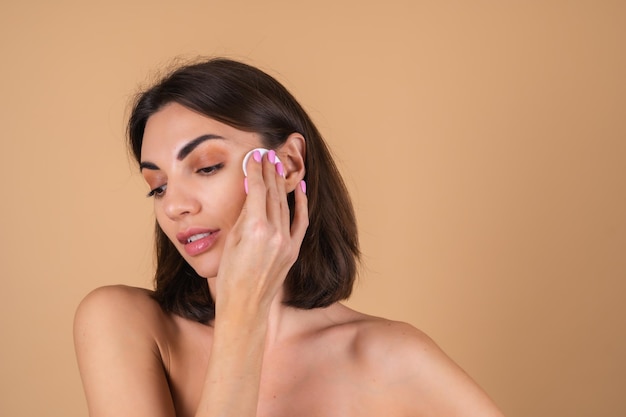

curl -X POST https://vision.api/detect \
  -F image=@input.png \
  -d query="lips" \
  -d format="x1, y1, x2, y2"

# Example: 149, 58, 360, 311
176, 228, 220, 256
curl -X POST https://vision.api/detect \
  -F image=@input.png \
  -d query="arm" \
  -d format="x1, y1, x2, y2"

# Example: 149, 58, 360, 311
74, 285, 177, 417
372, 322, 505, 417
409, 335, 504, 416
192, 150, 308, 417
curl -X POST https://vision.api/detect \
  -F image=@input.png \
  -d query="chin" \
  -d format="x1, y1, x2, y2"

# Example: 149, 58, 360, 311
174, 243, 223, 279
185, 259, 219, 280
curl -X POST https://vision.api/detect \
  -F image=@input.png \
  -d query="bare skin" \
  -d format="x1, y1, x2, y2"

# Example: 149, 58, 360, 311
74, 103, 504, 417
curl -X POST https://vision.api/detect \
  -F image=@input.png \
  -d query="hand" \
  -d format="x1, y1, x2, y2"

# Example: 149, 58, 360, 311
215, 149, 308, 316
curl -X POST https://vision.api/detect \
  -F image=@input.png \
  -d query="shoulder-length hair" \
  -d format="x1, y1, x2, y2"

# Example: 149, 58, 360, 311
127, 58, 359, 324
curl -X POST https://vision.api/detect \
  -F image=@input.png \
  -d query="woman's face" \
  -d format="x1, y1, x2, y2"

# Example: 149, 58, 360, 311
140, 102, 264, 279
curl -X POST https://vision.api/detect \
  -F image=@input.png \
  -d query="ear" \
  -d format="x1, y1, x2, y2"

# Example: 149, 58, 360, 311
277, 133, 306, 192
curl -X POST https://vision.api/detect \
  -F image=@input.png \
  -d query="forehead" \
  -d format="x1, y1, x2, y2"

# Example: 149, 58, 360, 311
141, 102, 261, 159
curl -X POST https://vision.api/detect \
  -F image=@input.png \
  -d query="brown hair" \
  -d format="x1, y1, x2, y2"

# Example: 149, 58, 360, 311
128, 58, 359, 323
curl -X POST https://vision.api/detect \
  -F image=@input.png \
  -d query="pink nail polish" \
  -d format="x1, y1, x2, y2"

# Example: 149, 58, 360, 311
276, 162, 284, 177
268, 150, 276, 164
244, 178, 249, 194
253, 150, 262, 162
300, 180, 306, 194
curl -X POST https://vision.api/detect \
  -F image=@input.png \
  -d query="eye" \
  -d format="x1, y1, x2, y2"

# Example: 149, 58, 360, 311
197, 163, 224, 175
146, 184, 167, 198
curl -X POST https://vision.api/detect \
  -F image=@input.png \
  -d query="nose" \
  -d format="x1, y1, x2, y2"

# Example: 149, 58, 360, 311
162, 182, 201, 220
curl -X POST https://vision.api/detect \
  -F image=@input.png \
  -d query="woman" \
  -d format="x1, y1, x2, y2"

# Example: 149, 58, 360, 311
74, 58, 504, 417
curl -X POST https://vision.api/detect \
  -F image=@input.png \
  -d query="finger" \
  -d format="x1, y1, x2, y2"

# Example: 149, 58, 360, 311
273, 160, 291, 233
243, 149, 267, 220
263, 150, 285, 228
290, 180, 309, 243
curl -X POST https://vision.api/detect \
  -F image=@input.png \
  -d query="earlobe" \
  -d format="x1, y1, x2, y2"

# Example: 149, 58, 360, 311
278, 133, 306, 192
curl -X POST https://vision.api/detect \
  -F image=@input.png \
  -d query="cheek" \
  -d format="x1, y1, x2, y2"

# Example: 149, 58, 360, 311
215, 180, 247, 227
194, 171, 247, 227
153, 205, 176, 243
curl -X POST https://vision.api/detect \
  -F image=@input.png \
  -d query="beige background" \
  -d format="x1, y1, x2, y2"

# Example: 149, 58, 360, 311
1, 1, 625, 416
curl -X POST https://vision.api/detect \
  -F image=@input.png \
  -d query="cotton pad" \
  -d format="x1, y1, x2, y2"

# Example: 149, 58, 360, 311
242, 148, 281, 177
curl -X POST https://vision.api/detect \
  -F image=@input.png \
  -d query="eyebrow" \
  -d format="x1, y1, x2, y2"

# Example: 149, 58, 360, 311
139, 134, 224, 171
177, 134, 224, 160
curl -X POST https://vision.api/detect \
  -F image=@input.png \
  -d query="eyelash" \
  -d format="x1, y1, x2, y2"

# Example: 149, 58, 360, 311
146, 186, 166, 198
146, 163, 224, 199
197, 163, 223, 175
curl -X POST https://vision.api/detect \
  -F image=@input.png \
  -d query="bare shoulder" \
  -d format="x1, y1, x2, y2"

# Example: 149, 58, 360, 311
73, 285, 178, 366
346, 312, 441, 379
342, 308, 504, 417
75, 285, 162, 322
352, 313, 432, 347
75, 284, 158, 312
74, 285, 177, 416
74, 285, 170, 340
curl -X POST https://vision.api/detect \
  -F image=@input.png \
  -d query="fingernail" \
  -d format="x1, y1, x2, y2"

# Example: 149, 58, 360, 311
268, 149, 276, 164
253, 150, 262, 162
300, 180, 306, 194
244, 178, 249, 194
275, 161, 284, 177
